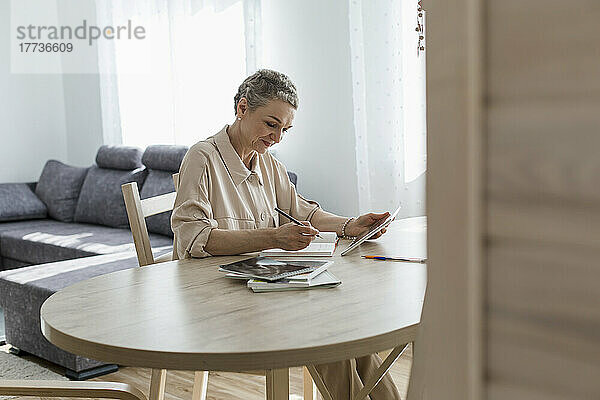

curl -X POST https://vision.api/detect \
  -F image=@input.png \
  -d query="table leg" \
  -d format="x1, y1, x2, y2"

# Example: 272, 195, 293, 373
192, 371, 209, 400
149, 369, 167, 400
265, 368, 289, 400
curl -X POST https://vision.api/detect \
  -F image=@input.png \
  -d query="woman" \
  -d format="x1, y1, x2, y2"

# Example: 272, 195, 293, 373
172, 69, 401, 399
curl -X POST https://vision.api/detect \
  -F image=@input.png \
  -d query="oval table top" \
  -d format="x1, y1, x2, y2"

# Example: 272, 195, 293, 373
41, 217, 427, 372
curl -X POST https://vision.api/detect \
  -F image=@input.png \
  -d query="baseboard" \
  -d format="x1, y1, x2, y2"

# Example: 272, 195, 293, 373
65, 364, 119, 380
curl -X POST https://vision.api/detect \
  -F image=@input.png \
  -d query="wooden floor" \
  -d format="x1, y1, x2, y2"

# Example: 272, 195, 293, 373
4, 345, 412, 400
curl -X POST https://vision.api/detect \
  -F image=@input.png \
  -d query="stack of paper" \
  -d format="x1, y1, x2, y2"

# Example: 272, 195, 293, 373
219, 257, 341, 292
247, 270, 342, 292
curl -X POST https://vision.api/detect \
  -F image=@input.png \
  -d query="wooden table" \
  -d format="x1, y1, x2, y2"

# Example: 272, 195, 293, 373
41, 217, 426, 399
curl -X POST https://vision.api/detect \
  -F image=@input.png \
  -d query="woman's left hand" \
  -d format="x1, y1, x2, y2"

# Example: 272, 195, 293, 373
345, 211, 391, 239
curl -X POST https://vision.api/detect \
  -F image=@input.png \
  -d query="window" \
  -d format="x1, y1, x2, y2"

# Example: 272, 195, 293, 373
99, 1, 251, 148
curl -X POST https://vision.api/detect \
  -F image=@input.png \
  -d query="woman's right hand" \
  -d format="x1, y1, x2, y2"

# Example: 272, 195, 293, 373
273, 222, 320, 251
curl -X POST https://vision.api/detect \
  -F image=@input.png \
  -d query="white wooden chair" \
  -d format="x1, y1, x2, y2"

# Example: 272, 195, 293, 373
0, 380, 147, 400
122, 176, 209, 400
122, 173, 320, 400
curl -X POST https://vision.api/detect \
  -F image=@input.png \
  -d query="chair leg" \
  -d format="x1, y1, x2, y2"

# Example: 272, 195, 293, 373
303, 366, 317, 400
191, 371, 209, 400
265, 368, 289, 400
149, 369, 167, 400
0, 380, 147, 400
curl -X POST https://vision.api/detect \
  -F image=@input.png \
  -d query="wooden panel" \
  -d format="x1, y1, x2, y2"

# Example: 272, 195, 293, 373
487, 0, 600, 101
488, 240, 600, 325
486, 1, 600, 399
408, 1, 484, 399
488, 199, 600, 248
487, 101, 600, 204
487, 240, 600, 398
488, 381, 587, 400
487, 319, 600, 399
487, 312, 600, 375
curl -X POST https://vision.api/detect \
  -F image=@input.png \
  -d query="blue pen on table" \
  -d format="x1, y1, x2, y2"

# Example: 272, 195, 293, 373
274, 207, 323, 239
362, 255, 427, 263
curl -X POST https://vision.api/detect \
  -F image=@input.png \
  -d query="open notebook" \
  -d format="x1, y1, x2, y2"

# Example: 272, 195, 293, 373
260, 232, 339, 257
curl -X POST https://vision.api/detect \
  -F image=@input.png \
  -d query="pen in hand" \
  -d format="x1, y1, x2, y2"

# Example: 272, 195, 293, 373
274, 207, 322, 239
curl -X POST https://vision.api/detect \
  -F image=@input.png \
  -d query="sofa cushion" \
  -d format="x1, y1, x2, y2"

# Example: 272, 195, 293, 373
140, 170, 176, 237
0, 219, 57, 233
0, 183, 47, 222
0, 220, 171, 265
0, 220, 57, 265
142, 145, 188, 172
74, 166, 147, 228
138, 145, 188, 237
287, 171, 297, 187
0, 256, 31, 271
0, 250, 170, 297
96, 145, 143, 170
35, 160, 88, 222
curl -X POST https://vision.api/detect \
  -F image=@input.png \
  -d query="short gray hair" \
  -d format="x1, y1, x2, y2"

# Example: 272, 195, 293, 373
233, 69, 298, 114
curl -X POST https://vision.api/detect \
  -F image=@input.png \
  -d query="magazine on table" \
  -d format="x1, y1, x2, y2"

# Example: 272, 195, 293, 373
219, 257, 332, 282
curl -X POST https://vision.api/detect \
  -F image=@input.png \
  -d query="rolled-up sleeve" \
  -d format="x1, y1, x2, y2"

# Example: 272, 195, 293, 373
273, 159, 320, 223
171, 151, 218, 258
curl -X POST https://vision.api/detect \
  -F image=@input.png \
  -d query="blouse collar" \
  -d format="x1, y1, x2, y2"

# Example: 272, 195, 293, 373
214, 125, 264, 187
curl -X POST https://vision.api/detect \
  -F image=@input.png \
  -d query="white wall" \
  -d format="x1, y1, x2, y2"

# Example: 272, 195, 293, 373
261, 0, 360, 217
0, 0, 105, 184
62, 74, 104, 167
2, 0, 405, 221
0, 0, 68, 183
58, 0, 105, 167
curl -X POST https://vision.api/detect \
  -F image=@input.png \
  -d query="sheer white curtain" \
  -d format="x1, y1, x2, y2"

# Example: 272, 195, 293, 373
348, 0, 426, 217
96, 0, 261, 148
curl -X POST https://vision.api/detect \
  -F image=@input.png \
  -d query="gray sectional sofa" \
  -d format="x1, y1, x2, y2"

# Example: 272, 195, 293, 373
0, 144, 298, 380
0, 144, 187, 379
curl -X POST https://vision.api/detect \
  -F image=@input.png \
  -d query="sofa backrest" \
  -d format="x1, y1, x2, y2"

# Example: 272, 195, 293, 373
35, 160, 88, 222
30, 144, 294, 236
140, 145, 188, 237
74, 145, 147, 228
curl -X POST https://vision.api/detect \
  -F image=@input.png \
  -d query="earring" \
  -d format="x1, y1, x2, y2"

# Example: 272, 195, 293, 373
237, 117, 241, 121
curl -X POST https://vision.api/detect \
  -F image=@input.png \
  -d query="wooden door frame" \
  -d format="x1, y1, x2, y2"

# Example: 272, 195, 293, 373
408, 1, 485, 399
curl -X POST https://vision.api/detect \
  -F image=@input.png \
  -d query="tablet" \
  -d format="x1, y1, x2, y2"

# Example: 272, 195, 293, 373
340, 205, 401, 256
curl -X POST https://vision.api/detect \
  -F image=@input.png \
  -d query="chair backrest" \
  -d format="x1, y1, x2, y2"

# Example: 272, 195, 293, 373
172, 173, 180, 191
122, 174, 179, 267
171, 173, 180, 261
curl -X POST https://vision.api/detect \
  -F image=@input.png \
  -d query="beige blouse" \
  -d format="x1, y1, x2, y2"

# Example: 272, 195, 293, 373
172, 125, 321, 259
